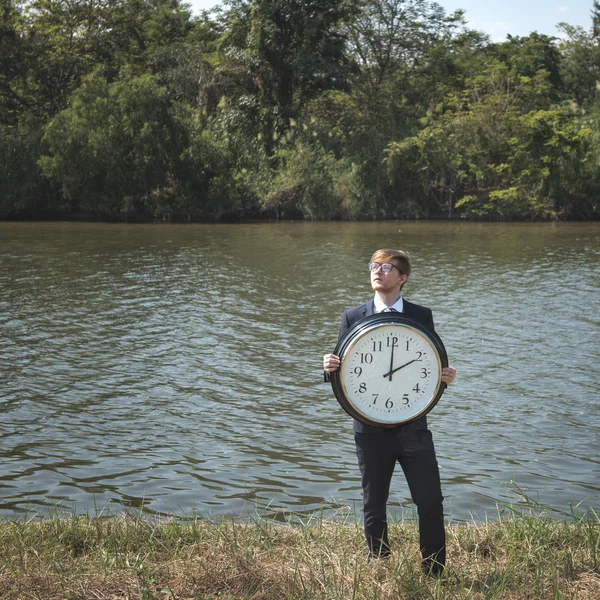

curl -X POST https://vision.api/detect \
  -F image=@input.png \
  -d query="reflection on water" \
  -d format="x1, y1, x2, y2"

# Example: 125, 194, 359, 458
1, 221, 599, 521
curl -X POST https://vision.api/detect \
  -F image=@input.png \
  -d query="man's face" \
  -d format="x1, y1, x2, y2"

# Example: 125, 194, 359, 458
369, 260, 408, 294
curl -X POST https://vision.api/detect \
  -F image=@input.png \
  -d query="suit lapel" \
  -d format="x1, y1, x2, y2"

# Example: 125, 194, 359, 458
363, 299, 375, 318
402, 299, 416, 318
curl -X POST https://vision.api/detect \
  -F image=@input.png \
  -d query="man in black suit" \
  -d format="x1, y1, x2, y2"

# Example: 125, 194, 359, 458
323, 248, 456, 575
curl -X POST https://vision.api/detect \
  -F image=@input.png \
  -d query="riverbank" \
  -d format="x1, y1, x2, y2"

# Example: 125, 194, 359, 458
3, 212, 598, 223
1, 511, 598, 599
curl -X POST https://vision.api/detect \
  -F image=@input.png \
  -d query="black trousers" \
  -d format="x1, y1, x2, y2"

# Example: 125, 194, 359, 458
354, 419, 445, 571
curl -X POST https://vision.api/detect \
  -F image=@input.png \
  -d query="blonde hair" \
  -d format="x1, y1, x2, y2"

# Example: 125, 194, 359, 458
369, 249, 411, 276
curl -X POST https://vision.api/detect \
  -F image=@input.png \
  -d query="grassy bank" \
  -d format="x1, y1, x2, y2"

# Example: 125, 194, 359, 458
0, 509, 598, 600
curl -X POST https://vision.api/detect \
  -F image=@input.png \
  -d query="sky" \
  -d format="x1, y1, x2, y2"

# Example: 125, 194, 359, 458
185, 0, 595, 41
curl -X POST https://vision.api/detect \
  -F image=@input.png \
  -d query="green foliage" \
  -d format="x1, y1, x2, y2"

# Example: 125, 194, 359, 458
39, 70, 180, 216
386, 58, 599, 220
216, 0, 354, 155
558, 22, 600, 107
1, 0, 600, 220
0, 0, 28, 125
346, 0, 468, 95
495, 32, 563, 100
0, 124, 47, 217
251, 141, 367, 219
179, 111, 255, 220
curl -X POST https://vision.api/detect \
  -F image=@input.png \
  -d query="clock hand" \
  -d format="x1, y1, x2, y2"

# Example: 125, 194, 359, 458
388, 343, 395, 381
382, 358, 417, 379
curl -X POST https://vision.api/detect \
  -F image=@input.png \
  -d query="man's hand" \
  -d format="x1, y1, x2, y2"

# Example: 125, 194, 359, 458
323, 353, 341, 373
442, 366, 457, 385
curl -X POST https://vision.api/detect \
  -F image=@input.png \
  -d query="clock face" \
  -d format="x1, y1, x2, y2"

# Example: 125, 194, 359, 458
338, 320, 444, 425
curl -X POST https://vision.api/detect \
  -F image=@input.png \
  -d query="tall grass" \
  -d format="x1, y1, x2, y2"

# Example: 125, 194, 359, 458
0, 505, 598, 599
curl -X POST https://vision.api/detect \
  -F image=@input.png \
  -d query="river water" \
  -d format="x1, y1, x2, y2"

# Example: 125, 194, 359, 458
1, 221, 598, 522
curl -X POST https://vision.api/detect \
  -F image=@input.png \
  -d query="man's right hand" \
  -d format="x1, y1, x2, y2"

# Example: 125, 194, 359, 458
323, 353, 341, 373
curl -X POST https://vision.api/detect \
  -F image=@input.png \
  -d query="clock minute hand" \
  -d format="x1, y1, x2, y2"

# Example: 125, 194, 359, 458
382, 358, 417, 379
387, 343, 395, 381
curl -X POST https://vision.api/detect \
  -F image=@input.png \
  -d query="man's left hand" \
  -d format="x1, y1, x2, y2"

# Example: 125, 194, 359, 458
441, 366, 457, 385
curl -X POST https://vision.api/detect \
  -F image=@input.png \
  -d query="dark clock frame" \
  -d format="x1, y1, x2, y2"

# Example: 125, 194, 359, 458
330, 313, 449, 427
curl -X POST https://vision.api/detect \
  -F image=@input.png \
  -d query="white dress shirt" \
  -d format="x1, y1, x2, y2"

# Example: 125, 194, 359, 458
374, 295, 404, 314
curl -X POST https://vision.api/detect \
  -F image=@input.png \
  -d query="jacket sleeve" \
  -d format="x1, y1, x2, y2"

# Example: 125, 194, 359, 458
426, 308, 435, 333
323, 310, 351, 382
338, 309, 352, 339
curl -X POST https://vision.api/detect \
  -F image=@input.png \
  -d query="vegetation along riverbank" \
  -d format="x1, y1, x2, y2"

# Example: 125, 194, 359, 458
2, 0, 600, 222
0, 508, 598, 599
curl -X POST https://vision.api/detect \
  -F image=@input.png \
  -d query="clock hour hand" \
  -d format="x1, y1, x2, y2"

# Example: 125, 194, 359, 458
382, 358, 417, 380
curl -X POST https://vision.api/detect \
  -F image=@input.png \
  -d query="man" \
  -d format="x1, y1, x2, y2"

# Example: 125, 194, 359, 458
323, 249, 456, 575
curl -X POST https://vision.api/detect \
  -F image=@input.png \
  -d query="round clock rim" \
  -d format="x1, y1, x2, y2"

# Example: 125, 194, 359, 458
340, 321, 444, 425
330, 313, 448, 427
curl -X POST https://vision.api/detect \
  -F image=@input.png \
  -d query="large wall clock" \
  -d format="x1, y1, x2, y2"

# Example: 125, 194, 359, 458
330, 313, 448, 427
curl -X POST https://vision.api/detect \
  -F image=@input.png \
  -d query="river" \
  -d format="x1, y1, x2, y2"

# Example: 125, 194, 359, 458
1, 221, 598, 522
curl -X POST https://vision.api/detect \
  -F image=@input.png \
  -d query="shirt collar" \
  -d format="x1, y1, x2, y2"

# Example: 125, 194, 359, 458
374, 295, 404, 314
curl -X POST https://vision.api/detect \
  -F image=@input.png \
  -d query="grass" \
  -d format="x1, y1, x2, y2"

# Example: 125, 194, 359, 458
0, 506, 598, 599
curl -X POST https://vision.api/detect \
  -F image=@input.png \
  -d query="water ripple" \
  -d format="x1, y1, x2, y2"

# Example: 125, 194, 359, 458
1, 221, 598, 521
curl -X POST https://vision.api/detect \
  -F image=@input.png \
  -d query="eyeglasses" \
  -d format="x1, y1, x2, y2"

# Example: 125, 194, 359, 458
368, 262, 403, 274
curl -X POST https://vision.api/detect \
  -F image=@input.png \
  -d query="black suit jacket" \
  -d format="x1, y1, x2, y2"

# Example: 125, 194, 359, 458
330, 298, 436, 434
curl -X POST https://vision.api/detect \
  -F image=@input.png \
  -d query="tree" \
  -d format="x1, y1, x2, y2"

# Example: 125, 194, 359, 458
1, 0, 195, 120
0, 125, 48, 217
0, 0, 29, 125
345, 0, 466, 94
215, 0, 355, 153
491, 32, 563, 105
558, 22, 600, 107
593, 0, 600, 39
39, 70, 180, 217
385, 63, 596, 220
311, 1, 485, 218
1, 0, 599, 221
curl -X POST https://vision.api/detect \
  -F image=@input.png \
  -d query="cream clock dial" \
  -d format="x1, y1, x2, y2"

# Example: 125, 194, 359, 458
330, 313, 448, 427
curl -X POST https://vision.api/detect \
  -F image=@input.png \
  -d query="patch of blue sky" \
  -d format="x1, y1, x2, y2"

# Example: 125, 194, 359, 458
185, 0, 594, 42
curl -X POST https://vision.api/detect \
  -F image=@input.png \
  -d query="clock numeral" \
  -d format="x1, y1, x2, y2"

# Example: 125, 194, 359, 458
386, 337, 398, 348
360, 353, 373, 364
371, 394, 379, 405
413, 383, 421, 393
372, 340, 382, 352
385, 398, 393, 409
354, 366, 363, 377
359, 383, 367, 393
415, 351, 424, 362
421, 368, 429, 378
406, 340, 410, 351
402, 393, 409, 405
